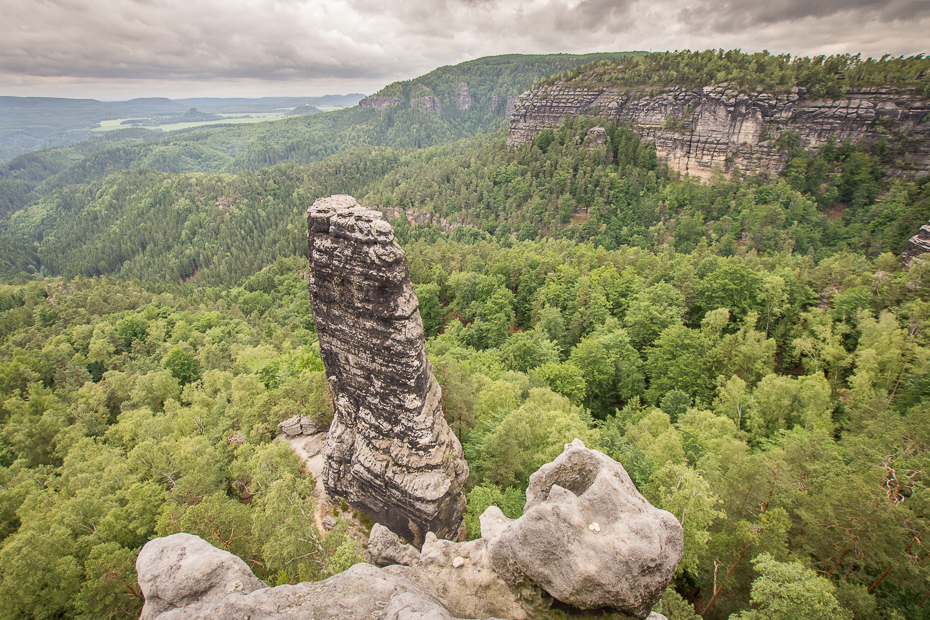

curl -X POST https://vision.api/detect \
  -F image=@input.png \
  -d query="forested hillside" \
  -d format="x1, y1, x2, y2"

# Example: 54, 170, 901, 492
0, 53, 640, 226
0, 97, 182, 163
369, 52, 643, 113
1, 233, 930, 619
1, 49, 930, 620
4, 116, 927, 284
541, 50, 930, 97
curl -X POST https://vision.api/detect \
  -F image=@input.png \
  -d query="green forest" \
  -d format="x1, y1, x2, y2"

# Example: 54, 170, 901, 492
1, 50, 930, 620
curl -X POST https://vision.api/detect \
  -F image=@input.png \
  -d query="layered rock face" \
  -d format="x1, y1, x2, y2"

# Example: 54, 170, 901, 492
509, 83, 930, 180
378, 205, 461, 235
277, 414, 325, 437
137, 441, 678, 620
360, 95, 404, 111
307, 195, 468, 546
904, 221, 930, 264
456, 82, 473, 111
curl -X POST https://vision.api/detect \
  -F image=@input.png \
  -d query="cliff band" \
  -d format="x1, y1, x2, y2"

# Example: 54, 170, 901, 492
307, 194, 468, 546
509, 84, 930, 180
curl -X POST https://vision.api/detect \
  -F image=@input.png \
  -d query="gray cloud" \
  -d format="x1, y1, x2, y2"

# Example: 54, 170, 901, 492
677, 0, 930, 34
0, 0, 927, 99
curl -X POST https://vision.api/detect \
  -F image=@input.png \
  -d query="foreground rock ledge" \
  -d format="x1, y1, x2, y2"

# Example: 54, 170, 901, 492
136, 441, 679, 620
307, 194, 469, 546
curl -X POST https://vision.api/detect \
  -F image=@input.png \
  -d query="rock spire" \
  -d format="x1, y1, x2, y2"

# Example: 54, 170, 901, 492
307, 194, 468, 546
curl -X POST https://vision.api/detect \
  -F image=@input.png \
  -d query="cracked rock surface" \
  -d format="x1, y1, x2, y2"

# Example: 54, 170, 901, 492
486, 439, 683, 618
904, 221, 930, 265
307, 195, 468, 547
509, 83, 930, 180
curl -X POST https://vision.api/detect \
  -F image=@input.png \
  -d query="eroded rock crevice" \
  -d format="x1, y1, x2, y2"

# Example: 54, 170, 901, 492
307, 195, 469, 547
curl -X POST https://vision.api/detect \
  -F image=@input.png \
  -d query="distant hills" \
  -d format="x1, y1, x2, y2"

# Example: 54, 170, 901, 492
0, 53, 645, 221
0, 94, 366, 162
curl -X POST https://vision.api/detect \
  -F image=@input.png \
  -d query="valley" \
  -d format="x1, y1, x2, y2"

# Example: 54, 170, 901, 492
1, 50, 929, 620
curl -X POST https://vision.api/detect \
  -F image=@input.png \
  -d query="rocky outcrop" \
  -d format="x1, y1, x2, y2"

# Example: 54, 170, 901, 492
456, 82, 473, 111
137, 533, 266, 620
370, 523, 421, 567
377, 205, 462, 234
584, 126, 607, 151
138, 441, 677, 620
372, 439, 682, 620
277, 414, 325, 437
487, 439, 682, 617
307, 195, 469, 547
360, 95, 404, 111
411, 96, 442, 113
509, 83, 930, 180
137, 534, 458, 620
904, 221, 930, 265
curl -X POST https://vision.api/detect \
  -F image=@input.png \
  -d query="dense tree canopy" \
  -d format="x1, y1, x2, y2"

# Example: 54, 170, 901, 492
1, 47, 930, 620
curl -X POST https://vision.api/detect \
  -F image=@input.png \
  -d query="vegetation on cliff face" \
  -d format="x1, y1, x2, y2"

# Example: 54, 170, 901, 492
539, 50, 930, 98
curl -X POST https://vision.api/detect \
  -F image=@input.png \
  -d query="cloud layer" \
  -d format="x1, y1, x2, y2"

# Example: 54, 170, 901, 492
2, 0, 928, 98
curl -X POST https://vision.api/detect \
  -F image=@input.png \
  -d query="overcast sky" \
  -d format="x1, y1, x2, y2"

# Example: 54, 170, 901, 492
2, 0, 928, 101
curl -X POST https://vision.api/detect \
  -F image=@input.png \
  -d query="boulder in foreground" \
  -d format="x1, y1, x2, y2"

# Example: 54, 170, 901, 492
137, 441, 679, 620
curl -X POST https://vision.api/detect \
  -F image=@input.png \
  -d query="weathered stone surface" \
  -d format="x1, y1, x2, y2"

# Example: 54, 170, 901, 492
360, 95, 404, 111
486, 439, 683, 619
278, 414, 325, 437
137, 534, 453, 620
137, 533, 267, 620
509, 83, 930, 180
456, 82, 473, 111
139, 444, 680, 620
370, 522, 422, 567
277, 414, 302, 436
904, 221, 930, 265
383, 441, 680, 620
412, 96, 442, 113
377, 205, 461, 235
385, 532, 551, 620
584, 126, 607, 152
308, 195, 469, 547
382, 592, 463, 620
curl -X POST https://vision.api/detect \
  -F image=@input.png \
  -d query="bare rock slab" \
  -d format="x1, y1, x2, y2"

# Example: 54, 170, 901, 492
137, 533, 458, 620
486, 439, 683, 619
137, 533, 267, 620
307, 195, 469, 547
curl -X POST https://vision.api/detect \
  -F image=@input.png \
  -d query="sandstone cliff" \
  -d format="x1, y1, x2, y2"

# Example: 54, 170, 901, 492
359, 95, 404, 112
509, 83, 930, 180
307, 195, 469, 547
